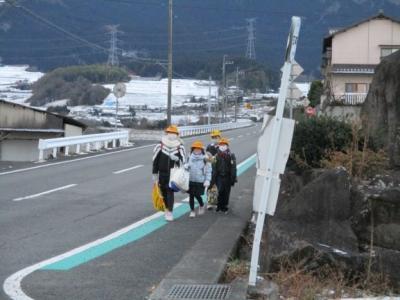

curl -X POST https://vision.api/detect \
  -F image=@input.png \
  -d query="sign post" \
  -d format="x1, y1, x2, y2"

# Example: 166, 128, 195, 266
113, 82, 126, 130
248, 16, 301, 287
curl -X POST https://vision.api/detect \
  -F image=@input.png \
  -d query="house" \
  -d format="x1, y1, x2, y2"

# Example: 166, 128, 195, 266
321, 12, 400, 117
0, 99, 86, 161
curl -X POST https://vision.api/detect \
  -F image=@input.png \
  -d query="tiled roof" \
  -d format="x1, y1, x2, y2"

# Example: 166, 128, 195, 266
331, 64, 377, 74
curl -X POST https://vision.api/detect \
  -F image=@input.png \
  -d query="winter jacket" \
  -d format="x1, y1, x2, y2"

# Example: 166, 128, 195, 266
212, 150, 237, 186
188, 153, 212, 183
152, 136, 186, 176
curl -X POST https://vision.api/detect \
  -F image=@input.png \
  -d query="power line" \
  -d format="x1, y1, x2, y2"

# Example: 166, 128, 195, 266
3, 0, 108, 53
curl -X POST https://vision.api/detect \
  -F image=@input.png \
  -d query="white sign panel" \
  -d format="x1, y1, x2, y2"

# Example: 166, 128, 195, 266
280, 60, 304, 81
288, 82, 304, 99
252, 114, 295, 215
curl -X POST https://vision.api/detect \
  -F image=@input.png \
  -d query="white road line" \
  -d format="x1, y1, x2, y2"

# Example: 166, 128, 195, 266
12, 184, 77, 202
0, 144, 156, 177
3, 154, 255, 300
238, 135, 243, 138
113, 165, 144, 175
2, 203, 184, 300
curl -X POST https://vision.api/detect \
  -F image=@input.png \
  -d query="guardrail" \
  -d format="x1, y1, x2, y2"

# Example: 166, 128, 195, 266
38, 131, 129, 161
178, 120, 254, 137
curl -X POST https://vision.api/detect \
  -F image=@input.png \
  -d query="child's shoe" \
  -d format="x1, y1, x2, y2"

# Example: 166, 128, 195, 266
198, 206, 205, 215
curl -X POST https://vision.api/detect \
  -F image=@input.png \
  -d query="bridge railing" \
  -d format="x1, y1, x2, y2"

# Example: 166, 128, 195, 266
178, 120, 253, 137
38, 131, 129, 161
37, 121, 254, 161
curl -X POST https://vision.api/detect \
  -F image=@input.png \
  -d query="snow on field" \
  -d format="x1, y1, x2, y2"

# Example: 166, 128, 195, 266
103, 78, 219, 108
0, 65, 43, 103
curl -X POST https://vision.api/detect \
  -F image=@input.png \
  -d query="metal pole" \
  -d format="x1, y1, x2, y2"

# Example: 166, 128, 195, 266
208, 75, 212, 125
248, 16, 301, 287
222, 54, 228, 122
289, 74, 294, 119
167, 0, 173, 126
115, 97, 119, 130
235, 67, 239, 122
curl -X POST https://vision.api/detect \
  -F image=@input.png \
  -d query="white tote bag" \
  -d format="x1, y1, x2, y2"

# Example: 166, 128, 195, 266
170, 165, 189, 192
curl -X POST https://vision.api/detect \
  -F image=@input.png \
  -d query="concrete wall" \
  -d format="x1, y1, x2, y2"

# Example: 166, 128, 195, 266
320, 106, 362, 123
332, 19, 400, 65
64, 124, 83, 137
0, 132, 62, 162
0, 140, 39, 162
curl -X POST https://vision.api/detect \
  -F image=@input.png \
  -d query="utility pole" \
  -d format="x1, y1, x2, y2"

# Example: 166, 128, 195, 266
222, 55, 226, 123
246, 18, 256, 60
167, 0, 173, 126
106, 25, 120, 67
222, 54, 233, 122
208, 75, 212, 125
235, 67, 239, 122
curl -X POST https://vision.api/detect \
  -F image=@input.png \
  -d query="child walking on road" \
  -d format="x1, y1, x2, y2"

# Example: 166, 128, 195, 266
187, 141, 212, 218
211, 138, 237, 213
152, 125, 186, 221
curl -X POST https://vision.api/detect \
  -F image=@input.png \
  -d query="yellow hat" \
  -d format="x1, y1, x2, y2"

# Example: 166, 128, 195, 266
191, 140, 204, 149
165, 125, 179, 135
211, 129, 221, 138
218, 137, 229, 145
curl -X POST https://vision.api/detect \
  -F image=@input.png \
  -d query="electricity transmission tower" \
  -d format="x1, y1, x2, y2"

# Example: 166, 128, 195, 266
245, 18, 256, 60
106, 25, 121, 67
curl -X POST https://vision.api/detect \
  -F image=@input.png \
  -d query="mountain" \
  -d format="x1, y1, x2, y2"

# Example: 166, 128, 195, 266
0, 0, 399, 76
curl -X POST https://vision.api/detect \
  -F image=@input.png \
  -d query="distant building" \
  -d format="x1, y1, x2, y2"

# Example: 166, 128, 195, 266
0, 100, 86, 161
321, 12, 400, 113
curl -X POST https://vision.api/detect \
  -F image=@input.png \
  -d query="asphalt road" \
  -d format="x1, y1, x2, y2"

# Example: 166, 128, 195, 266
0, 125, 260, 300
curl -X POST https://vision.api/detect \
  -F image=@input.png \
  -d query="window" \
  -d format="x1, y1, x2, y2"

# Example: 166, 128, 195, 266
381, 47, 399, 58
345, 83, 369, 93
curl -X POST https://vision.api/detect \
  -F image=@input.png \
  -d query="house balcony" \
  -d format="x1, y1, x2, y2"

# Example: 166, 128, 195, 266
335, 93, 368, 105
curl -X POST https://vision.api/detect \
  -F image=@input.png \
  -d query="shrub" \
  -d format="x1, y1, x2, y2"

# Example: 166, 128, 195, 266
28, 64, 128, 106
291, 116, 352, 169
322, 149, 388, 179
321, 124, 389, 178
307, 80, 323, 107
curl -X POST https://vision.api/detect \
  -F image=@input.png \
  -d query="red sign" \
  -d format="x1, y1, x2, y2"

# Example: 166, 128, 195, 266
306, 106, 316, 116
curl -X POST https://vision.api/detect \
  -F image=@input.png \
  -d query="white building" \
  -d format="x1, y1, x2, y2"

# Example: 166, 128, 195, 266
322, 12, 400, 107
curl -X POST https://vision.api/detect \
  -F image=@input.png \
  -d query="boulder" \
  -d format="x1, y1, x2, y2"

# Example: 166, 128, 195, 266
278, 168, 352, 223
262, 168, 400, 292
361, 50, 400, 168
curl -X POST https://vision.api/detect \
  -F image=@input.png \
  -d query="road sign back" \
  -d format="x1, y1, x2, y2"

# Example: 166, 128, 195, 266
113, 82, 127, 98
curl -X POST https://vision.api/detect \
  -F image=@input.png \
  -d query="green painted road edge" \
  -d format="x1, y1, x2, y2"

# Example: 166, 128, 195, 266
42, 154, 256, 271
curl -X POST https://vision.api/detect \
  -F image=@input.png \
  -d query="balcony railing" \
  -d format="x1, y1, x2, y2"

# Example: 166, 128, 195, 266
334, 93, 368, 105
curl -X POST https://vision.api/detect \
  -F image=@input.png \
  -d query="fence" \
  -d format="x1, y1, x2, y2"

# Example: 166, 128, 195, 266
37, 120, 254, 161
38, 131, 129, 161
178, 120, 253, 137
337, 93, 367, 105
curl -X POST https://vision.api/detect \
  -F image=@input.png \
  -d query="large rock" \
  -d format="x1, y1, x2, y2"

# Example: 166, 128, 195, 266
278, 168, 352, 222
264, 169, 359, 268
262, 168, 400, 291
361, 50, 400, 168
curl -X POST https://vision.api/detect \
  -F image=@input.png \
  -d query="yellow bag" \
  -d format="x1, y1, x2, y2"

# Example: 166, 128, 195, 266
152, 183, 165, 212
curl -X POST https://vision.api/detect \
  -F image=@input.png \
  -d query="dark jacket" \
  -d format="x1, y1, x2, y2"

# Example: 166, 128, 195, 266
206, 142, 219, 156
212, 150, 237, 186
152, 137, 186, 176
